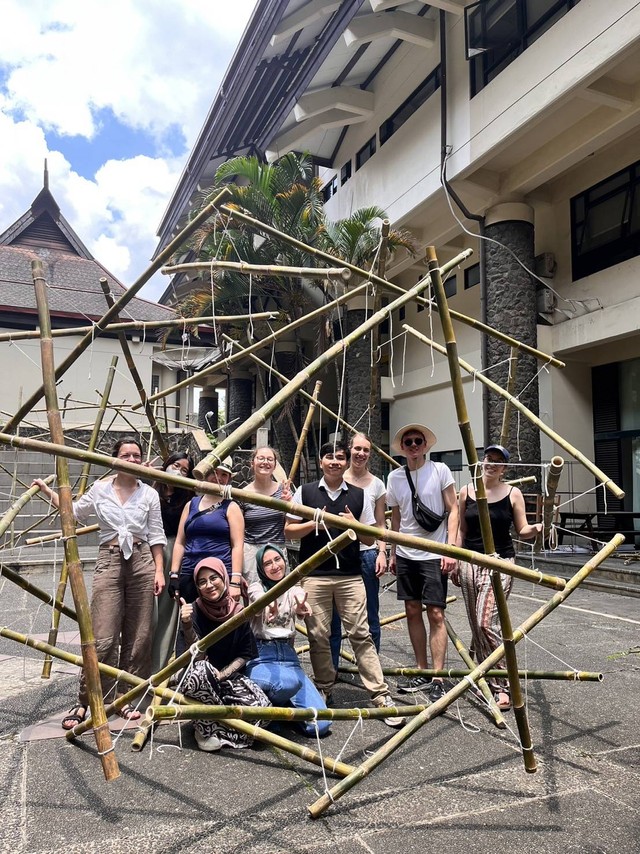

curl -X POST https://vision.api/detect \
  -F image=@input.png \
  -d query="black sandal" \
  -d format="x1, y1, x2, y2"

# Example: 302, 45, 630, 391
61, 705, 87, 731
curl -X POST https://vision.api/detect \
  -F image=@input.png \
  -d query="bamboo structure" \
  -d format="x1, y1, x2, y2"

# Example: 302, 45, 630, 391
25, 523, 99, 545
0, 475, 55, 539
336, 664, 602, 681
288, 380, 322, 483
2, 187, 231, 434
307, 533, 624, 818
193, 249, 473, 479
222, 204, 566, 369
162, 260, 352, 280
425, 245, 535, 773
499, 347, 519, 448
445, 619, 506, 729
505, 476, 537, 487
0, 564, 77, 620
403, 325, 624, 500
148, 702, 427, 724
100, 280, 168, 458
368, 219, 389, 421
534, 456, 564, 553
31, 259, 119, 781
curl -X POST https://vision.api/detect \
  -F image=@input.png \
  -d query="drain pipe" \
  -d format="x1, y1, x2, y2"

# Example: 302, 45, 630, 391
439, 9, 490, 446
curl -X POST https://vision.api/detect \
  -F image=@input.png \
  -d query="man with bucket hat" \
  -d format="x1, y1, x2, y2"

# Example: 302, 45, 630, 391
386, 423, 458, 701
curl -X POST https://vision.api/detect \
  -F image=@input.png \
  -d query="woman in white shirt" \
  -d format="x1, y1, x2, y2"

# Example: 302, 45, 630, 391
34, 436, 166, 730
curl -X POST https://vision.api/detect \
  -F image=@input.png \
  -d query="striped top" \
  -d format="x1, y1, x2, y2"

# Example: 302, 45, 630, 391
242, 483, 286, 545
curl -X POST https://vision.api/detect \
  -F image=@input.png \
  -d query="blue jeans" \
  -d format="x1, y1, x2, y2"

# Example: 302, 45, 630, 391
245, 639, 331, 737
330, 549, 380, 669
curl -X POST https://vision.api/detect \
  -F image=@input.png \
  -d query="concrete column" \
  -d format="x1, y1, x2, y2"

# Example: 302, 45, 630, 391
226, 371, 253, 448
198, 391, 218, 434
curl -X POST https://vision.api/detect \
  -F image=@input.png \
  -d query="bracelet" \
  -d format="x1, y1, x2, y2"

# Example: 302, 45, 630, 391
169, 573, 179, 579
229, 582, 241, 588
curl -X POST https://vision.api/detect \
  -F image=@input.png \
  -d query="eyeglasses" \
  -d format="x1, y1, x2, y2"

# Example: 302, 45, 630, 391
196, 576, 222, 588
254, 456, 275, 464
402, 437, 424, 447
118, 453, 142, 460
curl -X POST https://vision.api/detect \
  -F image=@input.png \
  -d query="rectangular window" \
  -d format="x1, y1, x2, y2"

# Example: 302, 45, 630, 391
464, 264, 480, 289
151, 373, 160, 395
340, 160, 352, 185
430, 449, 463, 471
356, 136, 376, 171
466, 0, 581, 97
322, 175, 338, 203
444, 274, 457, 298
379, 66, 441, 146
571, 158, 640, 280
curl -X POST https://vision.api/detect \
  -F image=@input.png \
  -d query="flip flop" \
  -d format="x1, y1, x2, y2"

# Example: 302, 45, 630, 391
117, 704, 141, 721
494, 691, 512, 710
61, 705, 87, 731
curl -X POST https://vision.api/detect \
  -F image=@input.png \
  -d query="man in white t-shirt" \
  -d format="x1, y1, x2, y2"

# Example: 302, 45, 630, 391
386, 423, 458, 702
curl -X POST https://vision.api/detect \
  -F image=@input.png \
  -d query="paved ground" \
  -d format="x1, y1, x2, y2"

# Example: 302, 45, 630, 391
0, 566, 638, 854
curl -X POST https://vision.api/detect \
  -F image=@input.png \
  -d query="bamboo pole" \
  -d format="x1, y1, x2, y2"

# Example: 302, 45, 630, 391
0, 564, 77, 620
425, 245, 536, 773
307, 533, 624, 817
222, 204, 566, 369
31, 259, 119, 781
25, 523, 99, 545
0, 626, 354, 777
499, 347, 519, 448
0, 311, 278, 344
0, 433, 569, 587
148, 702, 427, 723
2, 187, 231, 434
505, 476, 537, 487
368, 220, 389, 423
295, 621, 356, 662
133, 282, 371, 410
0, 475, 55, 538
222, 336, 399, 469
100, 280, 169, 459
445, 619, 506, 729
162, 260, 352, 280
403, 325, 624, 500
534, 456, 564, 553
336, 664, 603, 681
288, 380, 322, 484
193, 249, 473, 480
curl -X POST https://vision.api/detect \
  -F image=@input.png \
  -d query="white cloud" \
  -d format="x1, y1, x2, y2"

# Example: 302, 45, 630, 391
0, 0, 257, 299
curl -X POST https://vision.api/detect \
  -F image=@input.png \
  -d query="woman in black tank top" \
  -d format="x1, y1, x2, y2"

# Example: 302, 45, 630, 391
453, 446, 541, 710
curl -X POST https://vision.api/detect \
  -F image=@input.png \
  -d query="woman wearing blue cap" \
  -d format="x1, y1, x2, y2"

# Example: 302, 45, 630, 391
454, 445, 541, 710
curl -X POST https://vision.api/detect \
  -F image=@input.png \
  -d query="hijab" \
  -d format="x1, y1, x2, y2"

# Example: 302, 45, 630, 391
255, 543, 287, 592
193, 557, 241, 622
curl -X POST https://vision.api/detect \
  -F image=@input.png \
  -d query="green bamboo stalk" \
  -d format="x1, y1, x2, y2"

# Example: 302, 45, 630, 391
133, 281, 371, 411
25, 523, 99, 545
505, 476, 537, 487
426, 245, 535, 773
222, 204, 566, 369
307, 533, 623, 818
31, 259, 119, 781
295, 621, 356, 662
336, 664, 603, 681
369, 219, 389, 421
403, 324, 625, 500
0, 564, 77, 620
147, 702, 427, 723
100, 279, 168, 459
194, 249, 473, 480
0, 475, 55, 538
288, 380, 322, 484
445, 619, 506, 729
499, 347, 519, 447
2, 187, 231, 434
534, 456, 564, 553
162, 260, 352, 280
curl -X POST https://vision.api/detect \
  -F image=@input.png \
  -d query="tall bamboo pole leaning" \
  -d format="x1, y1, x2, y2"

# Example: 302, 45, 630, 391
0, 564, 77, 620
42, 355, 119, 679
162, 260, 352, 280
534, 456, 564, 553
31, 260, 119, 781
499, 347, 519, 448
307, 532, 624, 818
2, 187, 231, 434
193, 249, 473, 480
368, 220, 389, 426
288, 380, 322, 484
403, 325, 624, 501
426, 245, 536, 772
0, 475, 55, 538
100, 279, 168, 459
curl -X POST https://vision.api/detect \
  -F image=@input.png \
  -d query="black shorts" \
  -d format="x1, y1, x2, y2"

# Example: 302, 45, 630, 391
396, 556, 448, 608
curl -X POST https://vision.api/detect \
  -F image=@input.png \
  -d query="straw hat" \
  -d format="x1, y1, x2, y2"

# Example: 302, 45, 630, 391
391, 423, 437, 456
216, 456, 234, 474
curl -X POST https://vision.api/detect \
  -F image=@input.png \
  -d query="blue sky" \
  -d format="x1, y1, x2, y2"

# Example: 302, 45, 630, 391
0, 0, 257, 301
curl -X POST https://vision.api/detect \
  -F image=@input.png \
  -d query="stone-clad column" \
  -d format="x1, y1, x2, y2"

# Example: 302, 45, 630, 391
198, 386, 218, 434
226, 371, 253, 448
484, 203, 540, 476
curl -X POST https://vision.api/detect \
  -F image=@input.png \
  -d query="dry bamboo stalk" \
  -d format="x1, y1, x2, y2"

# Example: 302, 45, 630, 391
0, 475, 55, 538
148, 702, 427, 723
445, 619, 506, 729
403, 325, 625, 500
222, 204, 566, 369
2, 187, 231, 434
368, 219, 389, 421
0, 432, 569, 588
426, 246, 535, 773
25, 523, 99, 545
307, 533, 624, 817
162, 260, 352, 280
0, 564, 77, 620
193, 250, 473, 480
130, 672, 170, 752
222, 336, 399, 468
534, 456, 564, 553
499, 347, 519, 447
288, 380, 322, 483
505, 476, 537, 487
133, 281, 370, 410
0, 311, 277, 344
336, 664, 602, 681
0, 625, 354, 777
31, 259, 119, 781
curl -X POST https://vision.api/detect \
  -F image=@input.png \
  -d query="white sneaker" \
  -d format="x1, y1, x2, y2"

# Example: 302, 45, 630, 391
374, 694, 405, 728
195, 729, 222, 752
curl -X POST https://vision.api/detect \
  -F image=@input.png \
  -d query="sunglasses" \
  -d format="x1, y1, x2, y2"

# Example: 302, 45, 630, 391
402, 437, 424, 447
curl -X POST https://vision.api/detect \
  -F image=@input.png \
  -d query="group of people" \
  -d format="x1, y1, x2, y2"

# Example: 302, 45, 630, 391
33, 421, 540, 749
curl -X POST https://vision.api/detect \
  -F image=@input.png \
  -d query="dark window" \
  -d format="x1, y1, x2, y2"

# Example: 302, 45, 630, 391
444, 274, 457, 298
430, 449, 463, 471
464, 264, 480, 289
340, 160, 352, 185
322, 175, 338, 203
466, 0, 581, 97
379, 66, 441, 145
151, 373, 160, 394
380, 296, 390, 334
571, 159, 640, 280
356, 136, 376, 171
398, 306, 406, 322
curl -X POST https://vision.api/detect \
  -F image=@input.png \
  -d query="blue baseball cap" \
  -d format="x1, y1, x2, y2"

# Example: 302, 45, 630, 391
484, 445, 510, 462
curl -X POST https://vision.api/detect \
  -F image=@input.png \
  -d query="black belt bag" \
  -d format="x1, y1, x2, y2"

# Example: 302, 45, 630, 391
404, 466, 446, 533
